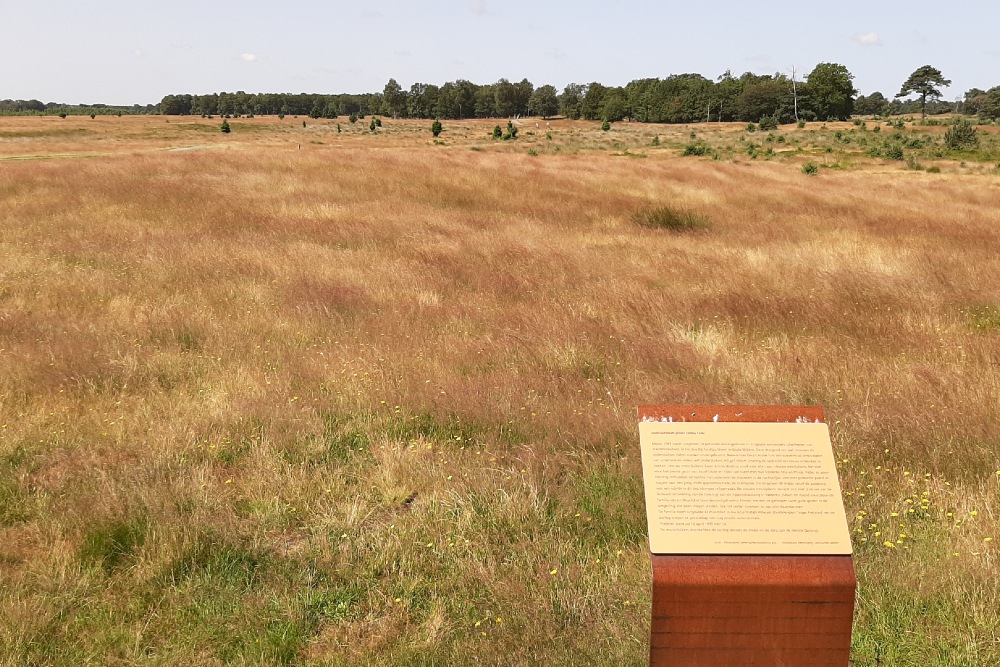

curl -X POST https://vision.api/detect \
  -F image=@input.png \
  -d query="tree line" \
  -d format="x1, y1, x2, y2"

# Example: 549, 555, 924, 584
0, 100, 157, 116
157, 64, 1000, 123
6, 64, 1000, 122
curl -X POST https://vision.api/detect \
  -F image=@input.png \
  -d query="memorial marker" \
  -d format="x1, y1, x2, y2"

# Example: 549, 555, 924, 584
638, 405, 856, 666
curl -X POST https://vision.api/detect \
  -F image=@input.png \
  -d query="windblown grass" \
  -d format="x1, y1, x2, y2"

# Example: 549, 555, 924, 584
0, 115, 998, 666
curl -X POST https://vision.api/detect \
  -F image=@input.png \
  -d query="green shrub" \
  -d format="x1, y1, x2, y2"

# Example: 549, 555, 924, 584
682, 142, 709, 156
601, 120, 611, 131
349, 114, 357, 124
431, 119, 442, 137
492, 125, 502, 140
873, 125, 881, 133
927, 165, 942, 173
883, 144, 904, 160
527, 149, 538, 156
375, 117, 382, 127
758, 115, 779, 131
797, 120, 806, 129
220, 119, 231, 134
944, 119, 979, 150
746, 123, 757, 133
802, 162, 819, 175
369, 118, 376, 132
633, 205, 709, 232
650, 135, 660, 146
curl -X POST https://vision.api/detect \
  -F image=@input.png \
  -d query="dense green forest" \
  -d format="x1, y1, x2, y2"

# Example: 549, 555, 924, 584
0, 100, 157, 116
5, 63, 1000, 122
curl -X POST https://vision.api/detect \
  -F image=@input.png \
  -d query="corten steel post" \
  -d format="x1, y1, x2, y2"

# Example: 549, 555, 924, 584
639, 405, 856, 667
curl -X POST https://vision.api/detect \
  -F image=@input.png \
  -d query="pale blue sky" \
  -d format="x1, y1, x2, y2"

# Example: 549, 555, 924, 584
2, 0, 998, 105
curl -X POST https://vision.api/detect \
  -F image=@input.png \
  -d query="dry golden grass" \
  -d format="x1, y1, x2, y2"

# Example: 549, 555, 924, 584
1, 115, 999, 665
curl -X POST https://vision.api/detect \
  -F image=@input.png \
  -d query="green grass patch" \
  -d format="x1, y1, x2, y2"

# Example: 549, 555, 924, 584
0, 128, 94, 139
156, 534, 265, 590
79, 514, 148, 574
968, 305, 1000, 331
174, 123, 224, 133
569, 464, 646, 548
384, 410, 523, 447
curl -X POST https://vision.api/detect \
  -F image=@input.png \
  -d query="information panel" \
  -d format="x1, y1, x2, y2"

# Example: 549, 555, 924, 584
639, 421, 852, 555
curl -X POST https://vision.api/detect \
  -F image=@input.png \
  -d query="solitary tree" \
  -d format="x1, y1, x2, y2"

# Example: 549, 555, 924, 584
220, 119, 231, 134
805, 63, 856, 120
431, 119, 443, 137
897, 66, 951, 118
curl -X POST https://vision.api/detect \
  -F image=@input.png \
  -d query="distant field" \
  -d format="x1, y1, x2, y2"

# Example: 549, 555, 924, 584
1, 114, 999, 666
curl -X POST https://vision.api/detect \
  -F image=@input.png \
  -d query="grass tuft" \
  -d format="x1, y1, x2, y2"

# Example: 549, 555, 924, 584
633, 204, 710, 231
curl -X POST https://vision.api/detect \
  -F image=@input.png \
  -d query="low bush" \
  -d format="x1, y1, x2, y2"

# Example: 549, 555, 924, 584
883, 144, 904, 160
682, 142, 709, 156
802, 162, 819, 175
758, 116, 779, 131
944, 119, 979, 150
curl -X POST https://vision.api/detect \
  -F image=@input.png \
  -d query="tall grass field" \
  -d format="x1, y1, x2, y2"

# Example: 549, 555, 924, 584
1, 114, 999, 665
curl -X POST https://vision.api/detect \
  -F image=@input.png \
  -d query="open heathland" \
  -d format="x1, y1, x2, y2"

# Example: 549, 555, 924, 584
1, 114, 999, 666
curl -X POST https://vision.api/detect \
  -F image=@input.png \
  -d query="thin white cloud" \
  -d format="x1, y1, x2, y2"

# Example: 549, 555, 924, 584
471, 0, 488, 15
241, 53, 258, 63
854, 32, 883, 47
